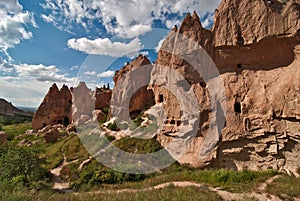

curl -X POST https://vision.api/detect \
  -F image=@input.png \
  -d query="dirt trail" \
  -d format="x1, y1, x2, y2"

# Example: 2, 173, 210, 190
82, 175, 289, 201
50, 152, 78, 191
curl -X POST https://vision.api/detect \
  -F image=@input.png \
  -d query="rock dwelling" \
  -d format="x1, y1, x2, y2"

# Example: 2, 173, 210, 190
33, 0, 300, 175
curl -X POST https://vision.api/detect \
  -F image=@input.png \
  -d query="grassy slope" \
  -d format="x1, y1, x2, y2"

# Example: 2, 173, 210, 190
1, 122, 300, 201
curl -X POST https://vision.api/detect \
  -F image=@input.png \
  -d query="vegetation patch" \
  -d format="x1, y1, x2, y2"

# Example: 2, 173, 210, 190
0, 114, 32, 126
2, 123, 32, 140
113, 137, 162, 154
266, 174, 300, 200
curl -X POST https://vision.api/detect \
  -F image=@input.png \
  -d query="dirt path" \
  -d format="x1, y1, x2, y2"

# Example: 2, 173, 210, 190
80, 175, 287, 201
208, 174, 284, 201
50, 152, 78, 191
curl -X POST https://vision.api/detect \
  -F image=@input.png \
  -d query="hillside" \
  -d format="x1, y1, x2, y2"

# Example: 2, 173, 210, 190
0, 98, 32, 125
0, 98, 31, 116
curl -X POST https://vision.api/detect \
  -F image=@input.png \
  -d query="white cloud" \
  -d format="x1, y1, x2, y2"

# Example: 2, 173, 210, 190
70, 65, 79, 71
202, 13, 214, 28
155, 39, 165, 52
41, 0, 221, 38
0, 0, 37, 53
97, 70, 115, 78
67, 37, 143, 57
0, 60, 76, 83
41, 14, 55, 23
0, 60, 77, 107
165, 19, 181, 29
84, 71, 97, 76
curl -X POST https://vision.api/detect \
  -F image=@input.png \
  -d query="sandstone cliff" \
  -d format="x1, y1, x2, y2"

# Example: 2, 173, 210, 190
112, 54, 155, 119
149, 0, 300, 174
32, 84, 72, 130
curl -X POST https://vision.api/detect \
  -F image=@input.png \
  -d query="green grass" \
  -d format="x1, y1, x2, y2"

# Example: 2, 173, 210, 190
2, 123, 32, 140
42, 134, 90, 169
113, 137, 163, 154
62, 134, 89, 162
0, 114, 32, 126
0, 185, 221, 201
96, 167, 276, 193
266, 174, 300, 200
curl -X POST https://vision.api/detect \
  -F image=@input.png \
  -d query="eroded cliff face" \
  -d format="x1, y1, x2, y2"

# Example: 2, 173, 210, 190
112, 54, 155, 119
33, 82, 113, 129
150, 0, 300, 174
32, 84, 72, 130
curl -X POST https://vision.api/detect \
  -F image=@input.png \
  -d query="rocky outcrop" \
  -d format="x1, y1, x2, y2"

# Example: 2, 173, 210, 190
32, 84, 72, 130
33, 82, 113, 129
149, 0, 300, 174
212, 0, 300, 71
71, 82, 94, 121
112, 54, 155, 119
94, 86, 112, 110
213, 0, 300, 47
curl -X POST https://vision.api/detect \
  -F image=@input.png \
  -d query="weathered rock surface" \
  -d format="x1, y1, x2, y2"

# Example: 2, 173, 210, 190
149, 0, 300, 174
92, 110, 106, 122
71, 82, 94, 121
33, 82, 112, 130
0, 131, 7, 144
213, 0, 300, 47
44, 129, 60, 143
112, 54, 155, 120
32, 84, 72, 130
94, 86, 112, 110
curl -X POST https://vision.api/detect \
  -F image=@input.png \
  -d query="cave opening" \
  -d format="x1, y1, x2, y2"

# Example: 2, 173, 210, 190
159, 94, 164, 103
63, 117, 70, 126
234, 102, 241, 113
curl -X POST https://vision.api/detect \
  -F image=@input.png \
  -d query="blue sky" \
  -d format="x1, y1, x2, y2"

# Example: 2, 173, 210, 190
0, 0, 220, 107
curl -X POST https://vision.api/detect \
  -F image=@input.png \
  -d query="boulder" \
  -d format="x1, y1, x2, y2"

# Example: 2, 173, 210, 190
0, 131, 7, 144
44, 129, 60, 143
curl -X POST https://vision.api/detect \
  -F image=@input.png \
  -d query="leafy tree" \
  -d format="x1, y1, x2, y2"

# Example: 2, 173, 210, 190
0, 146, 47, 186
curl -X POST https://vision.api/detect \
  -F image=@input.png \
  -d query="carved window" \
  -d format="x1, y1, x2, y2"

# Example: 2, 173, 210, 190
234, 102, 241, 113
158, 94, 164, 103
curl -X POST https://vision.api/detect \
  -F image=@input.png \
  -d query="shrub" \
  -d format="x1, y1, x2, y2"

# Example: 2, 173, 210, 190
107, 121, 119, 131
0, 146, 47, 186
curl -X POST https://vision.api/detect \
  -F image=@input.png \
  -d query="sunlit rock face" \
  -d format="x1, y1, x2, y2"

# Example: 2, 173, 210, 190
147, 0, 300, 174
32, 84, 72, 130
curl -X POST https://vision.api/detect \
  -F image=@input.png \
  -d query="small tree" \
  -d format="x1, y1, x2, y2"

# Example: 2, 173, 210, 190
0, 146, 47, 186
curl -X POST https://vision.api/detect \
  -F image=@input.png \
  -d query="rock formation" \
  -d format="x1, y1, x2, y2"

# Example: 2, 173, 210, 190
71, 82, 94, 121
33, 82, 113, 130
146, 0, 300, 174
94, 86, 112, 110
112, 54, 155, 119
32, 84, 73, 130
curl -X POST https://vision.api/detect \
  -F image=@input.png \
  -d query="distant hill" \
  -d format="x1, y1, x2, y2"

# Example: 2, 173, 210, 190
0, 98, 31, 116
0, 98, 32, 125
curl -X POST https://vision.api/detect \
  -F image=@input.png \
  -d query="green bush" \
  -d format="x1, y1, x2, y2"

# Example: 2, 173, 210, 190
107, 121, 119, 131
113, 137, 163, 154
0, 146, 48, 186
101, 107, 110, 115
0, 114, 32, 126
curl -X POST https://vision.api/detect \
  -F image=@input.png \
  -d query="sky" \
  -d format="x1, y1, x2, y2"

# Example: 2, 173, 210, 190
0, 0, 220, 107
